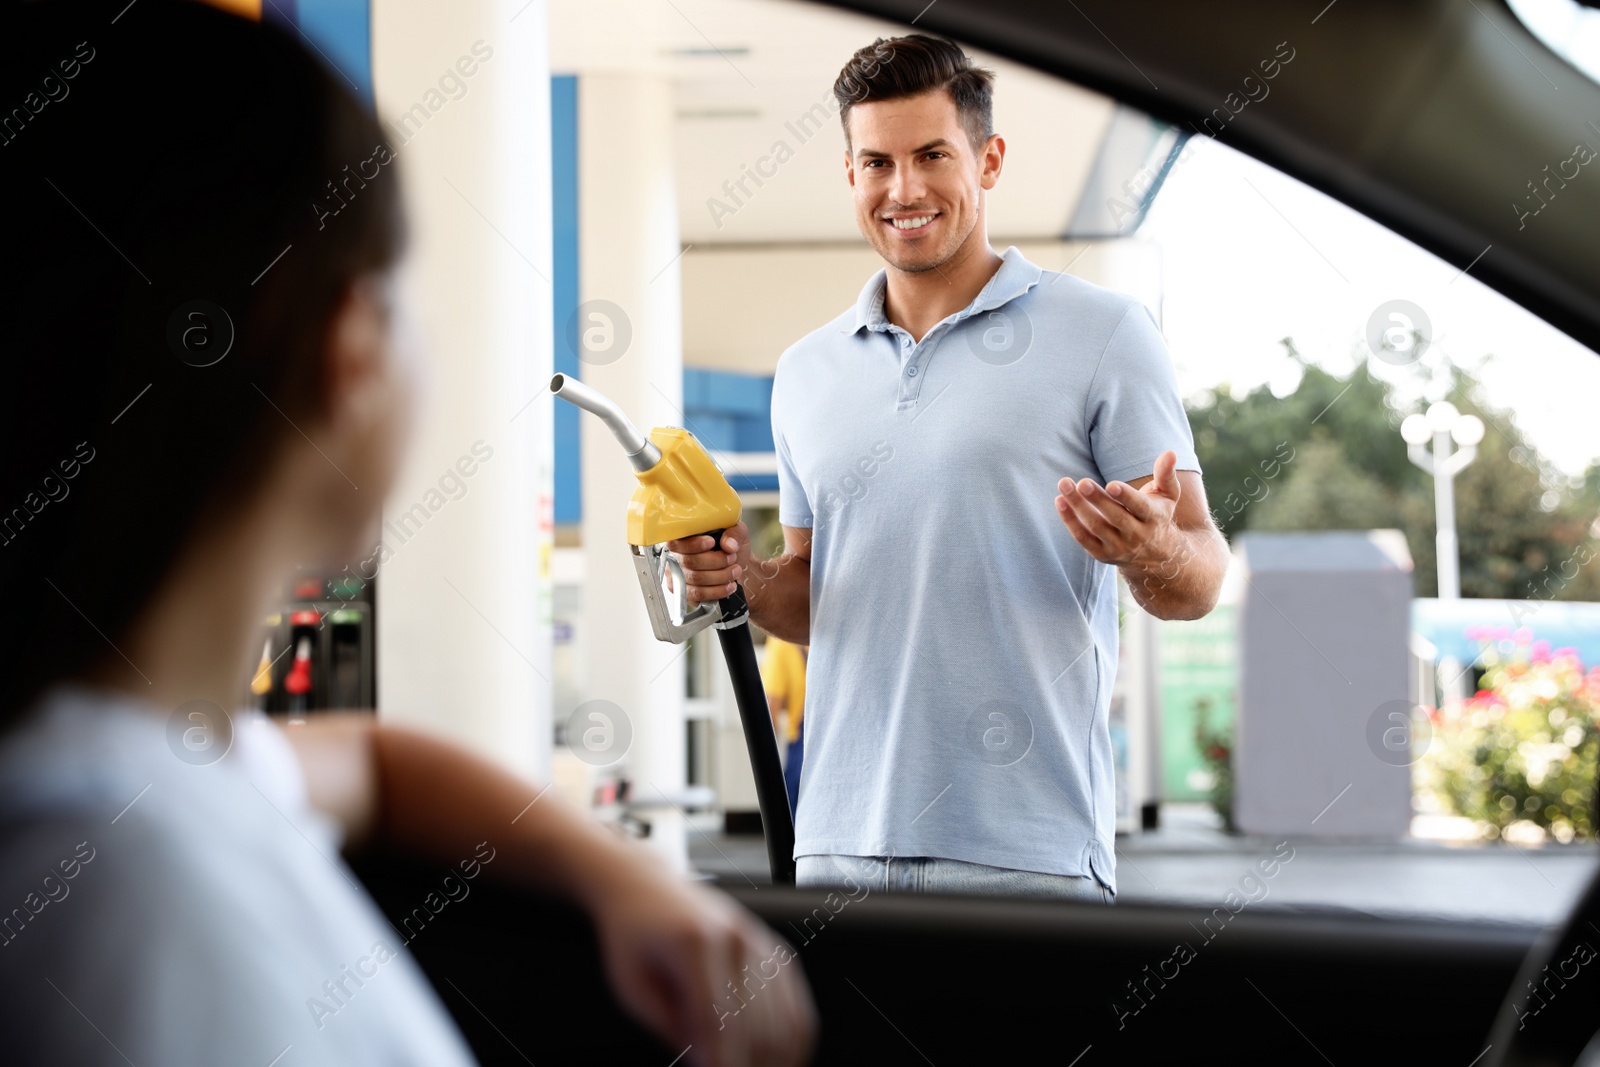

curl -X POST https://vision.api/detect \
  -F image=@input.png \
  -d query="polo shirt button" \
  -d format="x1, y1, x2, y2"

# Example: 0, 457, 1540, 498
907, 365, 917, 376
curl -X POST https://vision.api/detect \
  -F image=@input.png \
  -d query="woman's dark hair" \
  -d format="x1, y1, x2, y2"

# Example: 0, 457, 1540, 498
833, 34, 995, 150
0, 0, 406, 724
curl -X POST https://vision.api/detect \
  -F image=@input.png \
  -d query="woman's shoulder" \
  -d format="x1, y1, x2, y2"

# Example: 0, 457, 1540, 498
0, 683, 476, 1064
0, 683, 173, 820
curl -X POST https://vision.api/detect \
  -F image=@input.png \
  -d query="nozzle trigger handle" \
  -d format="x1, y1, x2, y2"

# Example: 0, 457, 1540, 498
700, 528, 748, 619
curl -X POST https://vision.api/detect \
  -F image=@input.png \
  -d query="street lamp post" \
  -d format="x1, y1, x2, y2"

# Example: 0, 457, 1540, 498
1401, 401, 1485, 600
1402, 402, 1485, 705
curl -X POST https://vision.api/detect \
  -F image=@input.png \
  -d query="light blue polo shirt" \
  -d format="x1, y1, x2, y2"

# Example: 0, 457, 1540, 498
772, 246, 1200, 891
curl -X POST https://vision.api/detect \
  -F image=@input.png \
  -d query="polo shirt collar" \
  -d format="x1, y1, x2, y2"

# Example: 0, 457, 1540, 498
845, 245, 1043, 334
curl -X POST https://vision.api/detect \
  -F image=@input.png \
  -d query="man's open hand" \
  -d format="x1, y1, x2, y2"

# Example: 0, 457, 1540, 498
1055, 450, 1182, 567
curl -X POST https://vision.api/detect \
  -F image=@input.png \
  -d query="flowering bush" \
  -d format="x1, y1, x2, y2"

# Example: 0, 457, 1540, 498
1416, 630, 1600, 843
1193, 696, 1236, 833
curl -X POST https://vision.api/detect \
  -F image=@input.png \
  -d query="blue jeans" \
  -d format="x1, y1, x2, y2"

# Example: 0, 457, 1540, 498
795, 853, 1113, 903
783, 721, 803, 817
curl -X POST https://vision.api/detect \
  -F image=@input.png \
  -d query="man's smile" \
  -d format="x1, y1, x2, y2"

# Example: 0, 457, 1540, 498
882, 211, 941, 236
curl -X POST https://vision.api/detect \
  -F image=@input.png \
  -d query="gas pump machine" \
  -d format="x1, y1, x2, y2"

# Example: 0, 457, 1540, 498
553, 374, 796, 885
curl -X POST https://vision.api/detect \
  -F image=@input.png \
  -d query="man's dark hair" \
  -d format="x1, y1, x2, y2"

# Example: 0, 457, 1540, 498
0, 0, 405, 725
832, 34, 995, 151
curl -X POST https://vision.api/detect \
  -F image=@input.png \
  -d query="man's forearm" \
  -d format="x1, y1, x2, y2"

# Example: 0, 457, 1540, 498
744, 553, 811, 644
1119, 527, 1229, 621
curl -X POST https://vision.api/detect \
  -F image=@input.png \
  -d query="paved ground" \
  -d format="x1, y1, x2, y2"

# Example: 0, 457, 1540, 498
686, 804, 1600, 926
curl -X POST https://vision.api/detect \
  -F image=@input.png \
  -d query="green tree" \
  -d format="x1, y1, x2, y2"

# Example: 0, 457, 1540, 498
1188, 345, 1600, 602
1251, 436, 1402, 532
1188, 339, 1423, 540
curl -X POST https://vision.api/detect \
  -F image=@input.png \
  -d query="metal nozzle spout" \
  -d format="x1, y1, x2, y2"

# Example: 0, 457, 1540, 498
550, 373, 661, 472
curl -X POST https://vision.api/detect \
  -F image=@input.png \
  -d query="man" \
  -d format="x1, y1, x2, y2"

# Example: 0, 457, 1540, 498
670, 34, 1227, 900
760, 636, 809, 813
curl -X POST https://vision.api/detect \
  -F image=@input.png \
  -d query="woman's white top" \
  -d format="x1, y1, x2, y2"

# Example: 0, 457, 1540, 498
0, 682, 479, 1065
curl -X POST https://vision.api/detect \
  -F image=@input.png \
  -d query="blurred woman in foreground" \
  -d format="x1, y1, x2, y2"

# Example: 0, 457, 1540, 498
0, 2, 815, 1064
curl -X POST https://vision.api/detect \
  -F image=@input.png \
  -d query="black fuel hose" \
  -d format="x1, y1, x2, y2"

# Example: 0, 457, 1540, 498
714, 586, 797, 885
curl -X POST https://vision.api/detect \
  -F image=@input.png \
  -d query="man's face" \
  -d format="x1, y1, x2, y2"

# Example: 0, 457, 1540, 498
844, 89, 1003, 273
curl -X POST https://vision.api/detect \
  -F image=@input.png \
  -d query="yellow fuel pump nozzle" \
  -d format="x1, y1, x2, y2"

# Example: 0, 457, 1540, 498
551, 373, 796, 884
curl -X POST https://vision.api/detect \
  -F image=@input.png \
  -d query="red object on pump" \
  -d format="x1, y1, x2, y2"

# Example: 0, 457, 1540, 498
284, 635, 313, 697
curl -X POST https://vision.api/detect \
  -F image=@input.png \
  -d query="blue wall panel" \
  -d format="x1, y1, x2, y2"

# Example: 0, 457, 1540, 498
551, 76, 581, 524
684, 368, 774, 454
277, 0, 374, 109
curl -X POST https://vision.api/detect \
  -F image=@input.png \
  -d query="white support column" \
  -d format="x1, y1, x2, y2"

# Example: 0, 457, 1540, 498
576, 72, 690, 871
370, 0, 554, 782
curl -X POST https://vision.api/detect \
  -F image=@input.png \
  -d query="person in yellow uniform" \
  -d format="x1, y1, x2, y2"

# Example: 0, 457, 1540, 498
760, 636, 808, 815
